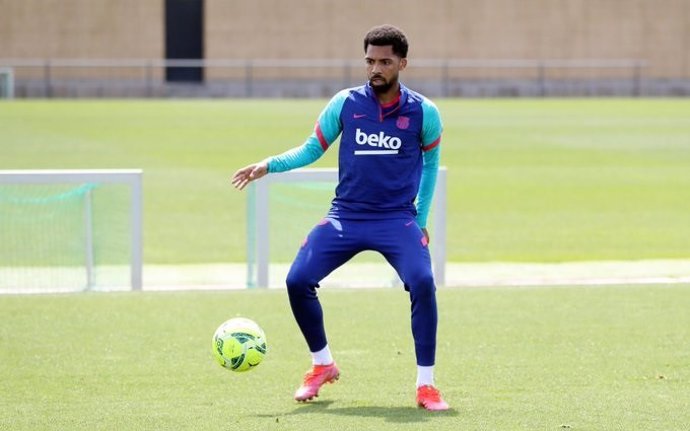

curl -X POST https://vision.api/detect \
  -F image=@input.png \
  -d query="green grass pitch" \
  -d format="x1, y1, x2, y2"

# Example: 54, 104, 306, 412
1, 99, 689, 429
1, 99, 689, 264
1, 285, 688, 430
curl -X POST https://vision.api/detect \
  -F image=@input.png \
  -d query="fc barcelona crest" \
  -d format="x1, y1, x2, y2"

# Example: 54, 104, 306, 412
396, 116, 410, 130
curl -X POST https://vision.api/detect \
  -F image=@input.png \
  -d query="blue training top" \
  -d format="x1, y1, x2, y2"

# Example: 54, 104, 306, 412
267, 82, 442, 228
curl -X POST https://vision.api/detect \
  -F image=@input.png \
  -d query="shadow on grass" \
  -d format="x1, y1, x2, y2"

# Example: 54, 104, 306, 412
257, 400, 458, 423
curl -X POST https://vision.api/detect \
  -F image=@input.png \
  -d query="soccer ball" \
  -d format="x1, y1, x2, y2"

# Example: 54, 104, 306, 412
212, 317, 267, 372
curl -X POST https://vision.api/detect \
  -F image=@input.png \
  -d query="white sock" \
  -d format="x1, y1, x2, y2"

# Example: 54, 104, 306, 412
416, 365, 435, 387
311, 345, 334, 366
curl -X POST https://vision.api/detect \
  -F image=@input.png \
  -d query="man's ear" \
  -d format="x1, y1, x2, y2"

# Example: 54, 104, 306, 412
399, 58, 408, 71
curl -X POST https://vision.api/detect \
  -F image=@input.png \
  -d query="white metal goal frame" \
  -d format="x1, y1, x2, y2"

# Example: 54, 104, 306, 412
0, 169, 143, 290
247, 167, 447, 288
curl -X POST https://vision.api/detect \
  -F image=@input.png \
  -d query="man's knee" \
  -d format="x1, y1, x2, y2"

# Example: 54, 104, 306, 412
286, 267, 316, 297
407, 271, 436, 298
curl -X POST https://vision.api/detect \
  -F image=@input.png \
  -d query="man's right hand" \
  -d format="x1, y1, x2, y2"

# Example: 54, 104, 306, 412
231, 161, 268, 190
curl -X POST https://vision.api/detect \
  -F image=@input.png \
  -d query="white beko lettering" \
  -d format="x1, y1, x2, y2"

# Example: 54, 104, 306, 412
354, 128, 401, 155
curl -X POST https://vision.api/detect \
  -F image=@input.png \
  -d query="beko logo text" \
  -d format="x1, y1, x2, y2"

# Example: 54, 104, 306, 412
355, 128, 402, 150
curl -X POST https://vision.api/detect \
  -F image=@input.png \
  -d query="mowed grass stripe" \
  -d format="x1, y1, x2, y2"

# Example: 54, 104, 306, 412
1, 99, 689, 263
0, 285, 688, 430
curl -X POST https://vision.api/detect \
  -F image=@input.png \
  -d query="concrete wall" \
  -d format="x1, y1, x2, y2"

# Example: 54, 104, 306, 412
1, 0, 689, 97
0, 0, 163, 58
205, 0, 690, 78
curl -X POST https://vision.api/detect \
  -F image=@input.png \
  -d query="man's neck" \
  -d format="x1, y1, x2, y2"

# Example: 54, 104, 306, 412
375, 83, 401, 105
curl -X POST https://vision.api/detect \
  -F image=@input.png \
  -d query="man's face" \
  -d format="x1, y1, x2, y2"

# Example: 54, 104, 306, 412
365, 44, 407, 94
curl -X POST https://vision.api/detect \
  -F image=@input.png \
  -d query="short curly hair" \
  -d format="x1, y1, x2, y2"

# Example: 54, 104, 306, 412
363, 24, 408, 58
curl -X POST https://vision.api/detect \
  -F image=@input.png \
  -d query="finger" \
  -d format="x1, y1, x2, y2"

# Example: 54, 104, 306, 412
232, 168, 251, 182
231, 173, 244, 186
239, 176, 253, 190
230, 176, 244, 187
249, 166, 262, 180
232, 168, 249, 179
233, 165, 250, 176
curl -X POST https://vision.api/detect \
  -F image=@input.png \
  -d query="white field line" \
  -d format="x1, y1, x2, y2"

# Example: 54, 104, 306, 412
143, 260, 690, 291
2, 260, 689, 294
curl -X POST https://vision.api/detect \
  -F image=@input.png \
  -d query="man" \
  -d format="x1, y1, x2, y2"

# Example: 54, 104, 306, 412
231, 24, 448, 411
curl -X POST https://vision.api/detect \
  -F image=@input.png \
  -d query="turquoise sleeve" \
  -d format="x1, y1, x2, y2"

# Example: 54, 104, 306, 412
265, 139, 324, 173
267, 90, 348, 173
416, 146, 440, 228
421, 98, 443, 146
415, 99, 443, 228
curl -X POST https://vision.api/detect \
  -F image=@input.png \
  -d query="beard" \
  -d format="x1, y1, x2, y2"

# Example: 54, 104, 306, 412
369, 76, 397, 94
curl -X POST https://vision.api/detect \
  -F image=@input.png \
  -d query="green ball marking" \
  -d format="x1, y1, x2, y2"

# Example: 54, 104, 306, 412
212, 319, 267, 372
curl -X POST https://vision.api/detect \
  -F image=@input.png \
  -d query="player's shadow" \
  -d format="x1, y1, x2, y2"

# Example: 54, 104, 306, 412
259, 400, 458, 424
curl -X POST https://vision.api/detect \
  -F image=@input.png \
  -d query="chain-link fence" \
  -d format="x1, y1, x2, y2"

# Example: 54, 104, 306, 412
3, 58, 682, 98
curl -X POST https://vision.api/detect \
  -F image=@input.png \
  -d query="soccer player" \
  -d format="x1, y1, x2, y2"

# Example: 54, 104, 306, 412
231, 24, 448, 411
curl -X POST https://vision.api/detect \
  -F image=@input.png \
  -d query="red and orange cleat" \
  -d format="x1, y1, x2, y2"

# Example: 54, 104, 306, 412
416, 385, 450, 411
294, 363, 340, 402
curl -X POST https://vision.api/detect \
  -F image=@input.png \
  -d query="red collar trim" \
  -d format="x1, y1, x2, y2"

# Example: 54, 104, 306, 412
380, 94, 401, 109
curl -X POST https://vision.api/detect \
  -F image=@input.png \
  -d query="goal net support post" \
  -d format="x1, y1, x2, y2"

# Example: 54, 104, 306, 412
0, 169, 143, 292
0, 67, 14, 99
246, 167, 447, 288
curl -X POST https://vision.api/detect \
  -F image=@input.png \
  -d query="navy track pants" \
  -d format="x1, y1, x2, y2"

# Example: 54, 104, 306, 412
285, 217, 438, 366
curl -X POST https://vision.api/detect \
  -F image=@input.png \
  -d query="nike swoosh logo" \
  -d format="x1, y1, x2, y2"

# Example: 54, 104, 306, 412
353, 114, 367, 119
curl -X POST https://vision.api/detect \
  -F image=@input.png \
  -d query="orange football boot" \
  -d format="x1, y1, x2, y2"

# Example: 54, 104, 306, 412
416, 385, 450, 411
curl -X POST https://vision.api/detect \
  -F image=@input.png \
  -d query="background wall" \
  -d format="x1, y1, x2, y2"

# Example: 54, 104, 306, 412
205, 0, 690, 78
1, 0, 688, 77
1, 0, 688, 97
0, 0, 163, 59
